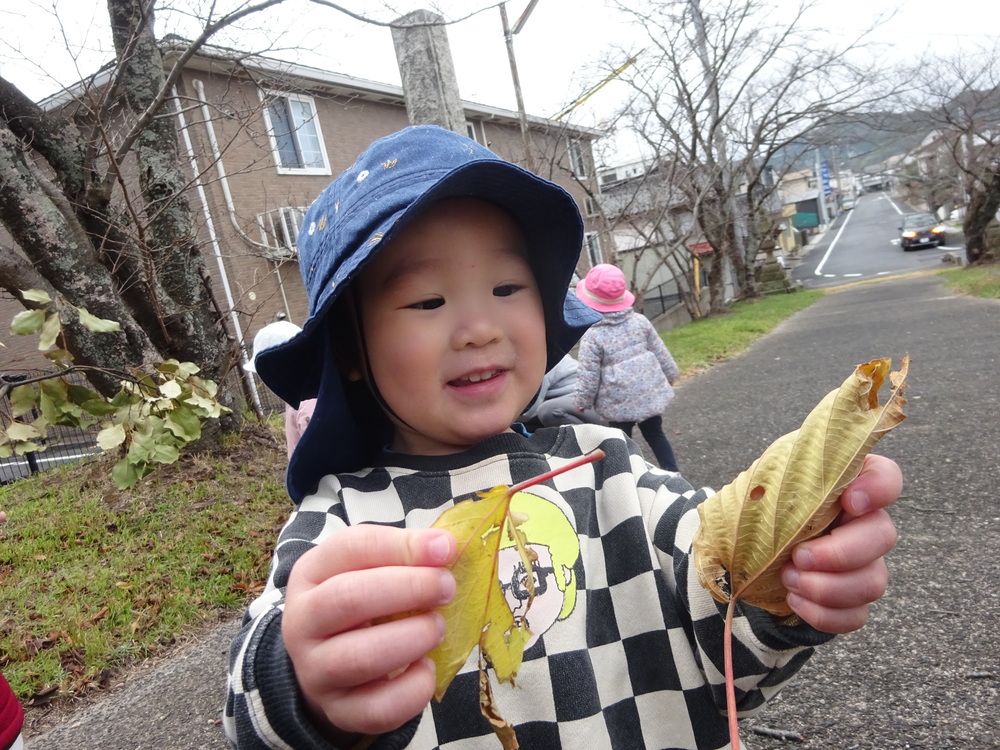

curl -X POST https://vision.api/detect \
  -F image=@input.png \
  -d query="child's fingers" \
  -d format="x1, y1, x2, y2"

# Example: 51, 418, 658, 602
288, 565, 455, 640
293, 525, 457, 587
838, 454, 902, 517
792, 508, 897, 572
782, 558, 889, 610
785, 592, 871, 634
322, 656, 439, 736
305, 611, 446, 691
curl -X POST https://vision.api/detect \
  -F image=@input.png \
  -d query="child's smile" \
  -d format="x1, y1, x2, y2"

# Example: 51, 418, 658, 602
450, 369, 504, 386
355, 198, 548, 456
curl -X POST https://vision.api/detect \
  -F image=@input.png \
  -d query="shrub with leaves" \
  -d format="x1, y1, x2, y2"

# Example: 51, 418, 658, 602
1, 289, 230, 488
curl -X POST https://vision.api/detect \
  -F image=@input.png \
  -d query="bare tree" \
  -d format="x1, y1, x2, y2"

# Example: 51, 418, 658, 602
601, 0, 892, 313
901, 43, 1000, 265
0, 0, 311, 419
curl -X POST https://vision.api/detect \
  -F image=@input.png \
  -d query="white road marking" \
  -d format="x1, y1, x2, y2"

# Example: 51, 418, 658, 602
814, 208, 856, 275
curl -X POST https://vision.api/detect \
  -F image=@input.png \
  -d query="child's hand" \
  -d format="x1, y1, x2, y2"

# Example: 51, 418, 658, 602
780, 454, 901, 634
282, 525, 457, 741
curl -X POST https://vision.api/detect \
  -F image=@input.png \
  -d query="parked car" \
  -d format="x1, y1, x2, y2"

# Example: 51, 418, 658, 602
899, 213, 946, 250
842, 197, 856, 210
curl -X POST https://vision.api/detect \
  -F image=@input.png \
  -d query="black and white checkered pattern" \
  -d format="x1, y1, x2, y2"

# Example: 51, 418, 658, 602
225, 424, 832, 750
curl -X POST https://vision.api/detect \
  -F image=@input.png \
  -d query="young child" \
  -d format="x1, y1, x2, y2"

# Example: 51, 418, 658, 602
573, 263, 682, 472
244, 321, 317, 457
225, 125, 901, 750
519, 354, 603, 429
1, 509, 25, 750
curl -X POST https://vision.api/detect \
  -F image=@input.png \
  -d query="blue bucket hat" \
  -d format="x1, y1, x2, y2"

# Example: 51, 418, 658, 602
256, 125, 599, 500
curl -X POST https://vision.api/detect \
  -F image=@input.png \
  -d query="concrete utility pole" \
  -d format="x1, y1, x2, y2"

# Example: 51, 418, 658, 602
391, 10, 466, 134
500, 0, 540, 171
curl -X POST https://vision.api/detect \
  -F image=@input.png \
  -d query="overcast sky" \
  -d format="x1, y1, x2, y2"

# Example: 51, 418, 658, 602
4, 0, 999, 157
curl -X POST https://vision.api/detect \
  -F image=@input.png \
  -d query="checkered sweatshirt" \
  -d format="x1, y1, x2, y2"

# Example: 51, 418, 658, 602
225, 424, 832, 750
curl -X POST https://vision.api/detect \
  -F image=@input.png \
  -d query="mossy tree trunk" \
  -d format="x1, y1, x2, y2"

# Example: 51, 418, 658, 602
0, 0, 256, 427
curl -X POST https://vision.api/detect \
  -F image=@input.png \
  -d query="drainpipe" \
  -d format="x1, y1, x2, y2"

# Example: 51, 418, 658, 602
172, 87, 264, 416
192, 79, 293, 321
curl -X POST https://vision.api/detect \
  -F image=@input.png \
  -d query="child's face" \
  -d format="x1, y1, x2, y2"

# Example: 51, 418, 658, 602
355, 198, 548, 456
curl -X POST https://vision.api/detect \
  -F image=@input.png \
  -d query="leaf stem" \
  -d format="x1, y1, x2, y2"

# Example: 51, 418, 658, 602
506, 449, 606, 497
725, 597, 740, 750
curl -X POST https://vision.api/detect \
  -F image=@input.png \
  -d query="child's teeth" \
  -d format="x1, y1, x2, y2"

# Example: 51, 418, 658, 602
467, 371, 494, 383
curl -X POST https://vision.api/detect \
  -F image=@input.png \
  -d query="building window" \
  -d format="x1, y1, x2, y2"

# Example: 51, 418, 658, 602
261, 92, 331, 175
584, 196, 598, 216
568, 139, 587, 178
466, 121, 481, 144
585, 232, 602, 267
257, 206, 308, 260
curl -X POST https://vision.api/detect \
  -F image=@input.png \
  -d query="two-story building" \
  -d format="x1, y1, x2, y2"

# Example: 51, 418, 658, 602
1, 39, 606, 405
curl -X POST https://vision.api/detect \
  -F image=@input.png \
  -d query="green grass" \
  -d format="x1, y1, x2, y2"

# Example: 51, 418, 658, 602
661, 289, 825, 377
0, 290, 829, 708
938, 262, 1000, 299
0, 421, 290, 703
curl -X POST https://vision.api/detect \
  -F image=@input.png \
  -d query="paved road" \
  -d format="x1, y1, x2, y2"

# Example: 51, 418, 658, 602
27, 273, 1000, 749
665, 274, 1000, 749
791, 192, 965, 289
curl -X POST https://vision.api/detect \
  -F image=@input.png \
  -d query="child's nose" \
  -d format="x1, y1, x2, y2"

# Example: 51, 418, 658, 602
452, 306, 502, 349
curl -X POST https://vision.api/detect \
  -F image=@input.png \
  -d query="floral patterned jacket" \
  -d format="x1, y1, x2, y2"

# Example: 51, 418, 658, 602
574, 309, 680, 422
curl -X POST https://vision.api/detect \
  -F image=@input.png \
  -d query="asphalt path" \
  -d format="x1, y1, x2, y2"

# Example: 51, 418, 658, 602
664, 274, 1000, 749
26, 273, 1000, 749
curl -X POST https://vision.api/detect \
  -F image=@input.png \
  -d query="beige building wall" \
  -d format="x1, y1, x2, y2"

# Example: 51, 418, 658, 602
2, 55, 604, 381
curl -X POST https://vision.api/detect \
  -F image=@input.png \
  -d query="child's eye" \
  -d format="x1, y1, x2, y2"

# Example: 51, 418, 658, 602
493, 284, 522, 298
409, 298, 444, 311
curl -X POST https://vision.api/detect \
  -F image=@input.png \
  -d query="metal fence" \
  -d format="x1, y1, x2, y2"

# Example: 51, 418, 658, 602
0, 369, 291, 485
642, 284, 683, 319
1, 371, 102, 484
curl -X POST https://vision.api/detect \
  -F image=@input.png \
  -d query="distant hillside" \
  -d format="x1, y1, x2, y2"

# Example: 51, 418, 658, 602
768, 111, 934, 175
768, 86, 1000, 175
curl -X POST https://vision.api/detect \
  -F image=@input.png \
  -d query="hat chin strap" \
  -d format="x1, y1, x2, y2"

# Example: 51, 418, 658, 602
346, 288, 415, 435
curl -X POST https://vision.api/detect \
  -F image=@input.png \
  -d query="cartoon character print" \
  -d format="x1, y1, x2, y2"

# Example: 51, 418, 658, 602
497, 491, 580, 649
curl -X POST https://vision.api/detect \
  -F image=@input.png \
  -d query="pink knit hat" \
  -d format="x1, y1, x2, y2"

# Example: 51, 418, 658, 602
575, 264, 635, 312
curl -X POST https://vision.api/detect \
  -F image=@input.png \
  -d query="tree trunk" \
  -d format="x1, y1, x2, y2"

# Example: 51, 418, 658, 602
107, 0, 232, 378
0, 0, 242, 425
963, 165, 1000, 265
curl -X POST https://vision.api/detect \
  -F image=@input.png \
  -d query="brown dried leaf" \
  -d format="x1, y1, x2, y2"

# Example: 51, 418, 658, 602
693, 355, 908, 614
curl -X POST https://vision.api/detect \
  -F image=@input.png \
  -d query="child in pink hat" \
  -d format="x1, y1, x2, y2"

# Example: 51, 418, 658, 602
574, 264, 681, 471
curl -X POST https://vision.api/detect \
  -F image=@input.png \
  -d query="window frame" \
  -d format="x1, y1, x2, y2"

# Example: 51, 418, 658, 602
568, 138, 588, 178
466, 121, 485, 145
256, 206, 309, 259
260, 90, 332, 176
584, 232, 602, 267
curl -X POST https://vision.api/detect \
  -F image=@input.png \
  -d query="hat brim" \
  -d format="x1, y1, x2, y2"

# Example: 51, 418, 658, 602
575, 279, 636, 312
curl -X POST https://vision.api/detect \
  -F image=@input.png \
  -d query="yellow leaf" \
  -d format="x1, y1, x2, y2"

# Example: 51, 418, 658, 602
428, 484, 531, 700
428, 449, 604, 748
479, 655, 520, 750
693, 355, 909, 616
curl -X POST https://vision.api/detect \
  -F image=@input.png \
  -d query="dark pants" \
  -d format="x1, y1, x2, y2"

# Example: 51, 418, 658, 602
609, 414, 679, 472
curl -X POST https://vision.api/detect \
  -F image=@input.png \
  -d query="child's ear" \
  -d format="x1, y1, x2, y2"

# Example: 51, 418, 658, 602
328, 295, 365, 381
